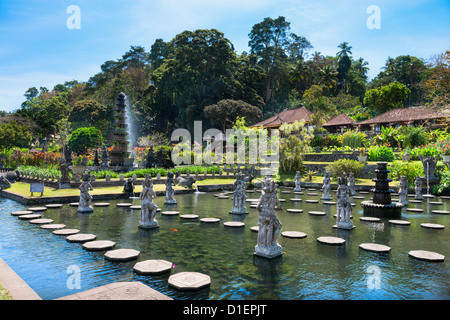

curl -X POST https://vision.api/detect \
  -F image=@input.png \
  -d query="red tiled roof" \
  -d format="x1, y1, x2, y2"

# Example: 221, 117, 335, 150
357, 106, 449, 126
251, 107, 312, 128
323, 113, 356, 127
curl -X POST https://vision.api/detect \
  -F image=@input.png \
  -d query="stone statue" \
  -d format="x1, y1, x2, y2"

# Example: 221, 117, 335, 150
231, 172, 247, 214
398, 175, 409, 205
123, 177, 135, 194
164, 171, 176, 204
254, 177, 283, 259
321, 170, 332, 200
77, 172, 93, 213
59, 158, 70, 189
0, 176, 11, 190
139, 174, 159, 229
348, 172, 356, 196
94, 150, 99, 166
174, 171, 197, 189
101, 144, 109, 166
294, 171, 302, 192
414, 174, 423, 200
419, 154, 440, 178
146, 146, 156, 168
335, 173, 354, 230
64, 145, 72, 166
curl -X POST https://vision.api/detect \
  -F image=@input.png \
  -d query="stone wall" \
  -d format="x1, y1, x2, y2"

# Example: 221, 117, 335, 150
303, 163, 376, 179
303, 152, 358, 162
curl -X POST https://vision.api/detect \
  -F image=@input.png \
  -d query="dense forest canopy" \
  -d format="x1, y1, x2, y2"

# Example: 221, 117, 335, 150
1, 16, 448, 150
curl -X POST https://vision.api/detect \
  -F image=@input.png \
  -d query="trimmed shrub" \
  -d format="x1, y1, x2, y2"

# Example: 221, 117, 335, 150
325, 159, 364, 180
368, 145, 395, 162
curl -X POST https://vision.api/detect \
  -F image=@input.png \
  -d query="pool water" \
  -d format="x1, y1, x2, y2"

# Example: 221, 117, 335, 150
0, 189, 449, 300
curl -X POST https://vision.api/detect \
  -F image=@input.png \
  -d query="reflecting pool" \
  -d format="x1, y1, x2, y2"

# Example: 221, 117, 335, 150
0, 189, 449, 300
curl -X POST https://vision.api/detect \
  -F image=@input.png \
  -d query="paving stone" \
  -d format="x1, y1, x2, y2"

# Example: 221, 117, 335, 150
309, 211, 326, 216
408, 250, 445, 262
406, 208, 424, 212
180, 214, 199, 220
290, 198, 302, 202
200, 218, 220, 223
317, 236, 345, 246
27, 207, 47, 212
11, 210, 33, 216
307, 193, 318, 196
133, 259, 173, 275
29, 218, 54, 224
422, 194, 435, 198
281, 191, 291, 194
40, 224, 66, 230
218, 196, 229, 199
287, 209, 303, 213
305, 200, 319, 203
389, 220, 411, 226
420, 223, 445, 229
431, 210, 449, 215
130, 205, 141, 210
18, 214, 42, 220
93, 203, 110, 207
409, 200, 423, 203
322, 201, 337, 205
82, 240, 116, 251
68, 202, 79, 207
168, 272, 211, 291
161, 211, 179, 216
45, 204, 63, 209
116, 203, 133, 207
250, 226, 259, 232
104, 248, 140, 262
66, 233, 97, 243
360, 217, 381, 222
224, 221, 245, 228
53, 228, 80, 235
281, 231, 307, 239
293, 191, 303, 195
429, 201, 444, 205
352, 196, 365, 199
359, 243, 391, 253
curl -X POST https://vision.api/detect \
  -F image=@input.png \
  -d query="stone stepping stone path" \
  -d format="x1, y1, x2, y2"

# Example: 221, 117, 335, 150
317, 236, 345, 246
408, 250, 445, 262
246, 199, 259, 202
11, 210, 32, 216
161, 211, 179, 216
133, 259, 173, 275
287, 209, 303, 213
389, 220, 411, 226
440, 196, 450, 199
40, 224, 66, 230
281, 191, 291, 194
309, 211, 326, 216
358, 191, 370, 194
359, 243, 391, 253
422, 194, 435, 198
250, 226, 259, 232
82, 240, 116, 251
104, 248, 140, 262
281, 231, 307, 239
249, 204, 258, 208
180, 214, 199, 220
293, 191, 303, 195
200, 218, 220, 223
168, 272, 211, 291
66, 233, 97, 243
322, 201, 337, 205
224, 221, 245, 228
130, 205, 141, 210
69, 202, 79, 207
45, 204, 63, 209
218, 196, 229, 199
352, 196, 365, 199
406, 208, 424, 212
307, 193, 318, 196
290, 198, 302, 202
420, 223, 445, 229
429, 201, 444, 205
93, 203, 110, 207
305, 200, 319, 203
18, 214, 42, 220
432, 210, 449, 215
53, 229, 80, 236
27, 207, 47, 212
360, 217, 381, 222
409, 200, 422, 203
29, 218, 54, 225
116, 203, 133, 207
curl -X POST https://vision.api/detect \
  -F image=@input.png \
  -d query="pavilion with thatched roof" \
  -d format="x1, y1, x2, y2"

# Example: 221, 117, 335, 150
323, 113, 356, 133
251, 107, 313, 129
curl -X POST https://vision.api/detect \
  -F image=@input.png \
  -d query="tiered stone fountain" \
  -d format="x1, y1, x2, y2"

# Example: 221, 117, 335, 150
109, 93, 132, 169
361, 162, 403, 217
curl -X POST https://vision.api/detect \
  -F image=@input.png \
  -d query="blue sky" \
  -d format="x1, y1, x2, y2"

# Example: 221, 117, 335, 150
0, 0, 449, 112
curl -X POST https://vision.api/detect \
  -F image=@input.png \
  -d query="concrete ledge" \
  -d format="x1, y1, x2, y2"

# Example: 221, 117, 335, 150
0, 258, 41, 300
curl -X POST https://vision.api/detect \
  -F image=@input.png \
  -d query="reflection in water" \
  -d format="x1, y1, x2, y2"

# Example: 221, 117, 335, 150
0, 191, 449, 300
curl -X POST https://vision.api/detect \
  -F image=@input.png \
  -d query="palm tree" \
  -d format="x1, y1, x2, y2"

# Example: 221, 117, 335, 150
337, 42, 352, 58
290, 59, 310, 93
318, 65, 338, 90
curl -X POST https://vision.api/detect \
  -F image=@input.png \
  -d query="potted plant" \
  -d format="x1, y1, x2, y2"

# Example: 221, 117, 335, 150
442, 144, 450, 163
357, 147, 367, 162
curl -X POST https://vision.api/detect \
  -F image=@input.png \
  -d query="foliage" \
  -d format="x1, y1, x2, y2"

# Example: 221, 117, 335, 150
367, 145, 395, 162
7, 150, 60, 169
406, 143, 441, 160
0, 121, 32, 150
399, 126, 429, 148
325, 159, 364, 180
68, 127, 103, 155
364, 81, 411, 115
278, 120, 312, 173
204, 99, 262, 130
387, 161, 424, 185
435, 167, 450, 194
341, 130, 367, 149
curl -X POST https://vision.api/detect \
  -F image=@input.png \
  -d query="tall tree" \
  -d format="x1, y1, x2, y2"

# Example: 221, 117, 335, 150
336, 42, 353, 93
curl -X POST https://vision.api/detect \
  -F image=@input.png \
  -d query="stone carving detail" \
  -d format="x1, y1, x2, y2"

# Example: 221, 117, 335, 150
139, 174, 159, 229
321, 170, 332, 200
78, 172, 94, 213
414, 175, 423, 200
398, 175, 409, 205
294, 171, 302, 192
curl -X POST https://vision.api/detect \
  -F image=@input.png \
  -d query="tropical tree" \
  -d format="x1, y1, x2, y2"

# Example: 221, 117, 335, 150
317, 65, 338, 93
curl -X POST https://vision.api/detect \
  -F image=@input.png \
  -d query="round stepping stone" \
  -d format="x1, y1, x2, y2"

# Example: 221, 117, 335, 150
68, 202, 79, 207
94, 202, 110, 207
406, 208, 424, 212
11, 210, 32, 216
309, 211, 326, 216
45, 204, 63, 209
352, 196, 365, 199
27, 207, 47, 212
287, 209, 303, 213
53, 228, 80, 235
250, 226, 259, 232
133, 259, 173, 275
82, 240, 116, 251
360, 217, 381, 222
29, 218, 54, 224
322, 201, 336, 205
429, 201, 444, 205
281, 231, 307, 239
432, 210, 449, 215
250, 204, 258, 208
305, 200, 319, 203
278, 199, 286, 202
66, 233, 97, 243
200, 218, 220, 223
359, 243, 391, 253
290, 198, 302, 202
420, 223, 445, 229
224, 221, 245, 228
162, 211, 179, 216
40, 224, 66, 230
130, 205, 141, 210
218, 196, 229, 199
408, 250, 445, 262
246, 198, 259, 202
293, 191, 303, 195
104, 248, 140, 262
308, 188, 317, 191
18, 214, 42, 220
317, 236, 345, 246
440, 196, 450, 199
422, 194, 435, 198
409, 200, 422, 203
116, 203, 133, 207
168, 272, 211, 291
389, 220, 411, 226
281, 191, 291, 194
358, 191, 370, 194
180, 214, 199, 220
307, 193, 318, 196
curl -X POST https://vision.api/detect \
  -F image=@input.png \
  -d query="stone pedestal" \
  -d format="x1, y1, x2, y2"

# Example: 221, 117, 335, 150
254, 244, 282, 259
77, 206, 93, 213
59, 182, 70, 189
138, 220, 159, 230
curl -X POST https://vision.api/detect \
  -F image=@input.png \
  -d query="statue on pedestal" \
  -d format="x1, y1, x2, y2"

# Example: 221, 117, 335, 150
294, 171, 302, 192
398, 175, 409, 205
230, 172, 247, 214
254, 177, 283, 259
139, 174, 159, 229
77, 172, 93, 213
146, 146, 156, 168
101, 144, 109, 167
321, 170, 332, 200
164, 171, 177, 204
335, 173, 354, 230
414, 175, 423, 200
348, 172, 356, 196
58, 158, 70, 189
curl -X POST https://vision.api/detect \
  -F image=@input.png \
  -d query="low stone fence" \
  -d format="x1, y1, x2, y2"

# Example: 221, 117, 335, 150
303, 152, 358, 162
303, 163, 377, 179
